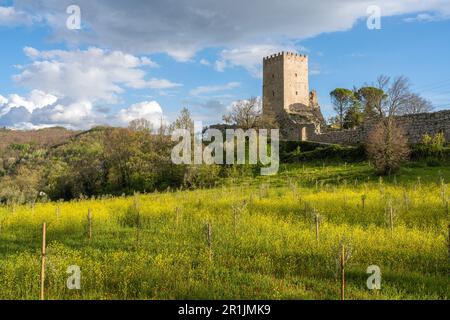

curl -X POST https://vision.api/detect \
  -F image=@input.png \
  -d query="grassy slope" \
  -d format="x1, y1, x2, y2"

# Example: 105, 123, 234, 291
0, 162, 448, 300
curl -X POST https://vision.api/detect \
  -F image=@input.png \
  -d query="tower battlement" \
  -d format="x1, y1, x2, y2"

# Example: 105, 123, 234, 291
263, 52, 308, 64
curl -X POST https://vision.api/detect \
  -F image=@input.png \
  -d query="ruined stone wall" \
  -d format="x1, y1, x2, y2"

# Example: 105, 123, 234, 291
305, 110, 450, 145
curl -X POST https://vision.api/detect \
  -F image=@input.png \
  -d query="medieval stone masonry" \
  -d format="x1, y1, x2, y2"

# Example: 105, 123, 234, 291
262, 52, 449, 145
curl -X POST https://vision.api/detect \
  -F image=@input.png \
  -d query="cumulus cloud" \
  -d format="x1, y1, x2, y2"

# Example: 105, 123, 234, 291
115, 101, 164, 127
0, 90, 57, 116
0, 92, 166, 130
14, 47, 179, 104
0, 95, 8, 105
1, 47, 178, 129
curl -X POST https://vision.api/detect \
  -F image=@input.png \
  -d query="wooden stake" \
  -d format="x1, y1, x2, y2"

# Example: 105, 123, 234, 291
136, 209, 141, 247
206, 222, 212, 262
40, 222, 46, 301
315, 212, 320, 244
389, 203, 394, 233
175, 207, 180, 229
340, 244, 345, 301
448, 223, 450, 262
87, 209, 92, 241
233, 208, 237, 238
304, 203, 308, 220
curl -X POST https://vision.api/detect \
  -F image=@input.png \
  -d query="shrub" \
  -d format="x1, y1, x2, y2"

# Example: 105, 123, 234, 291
366, 119, 410, 175
183, 165, 222, 188
417, 132, 446, 159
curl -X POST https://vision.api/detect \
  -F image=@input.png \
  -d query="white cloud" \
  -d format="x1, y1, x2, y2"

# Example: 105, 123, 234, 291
215, 44, 301, 77
0, 90, 167, 129
200, 59, 211, 66
404, 12, 449, 23
214, 60, 226, 73
9, 122, 56, 131
1, 46, 179, 129
0, 90, 57, 116
190, 82, 240, 96
0, 6, 34, 26
146, 78, 182, 90
0, 95, 8, 105
14, 47, 179, 104
115, 101, 164, 127
47, 100, 93, 125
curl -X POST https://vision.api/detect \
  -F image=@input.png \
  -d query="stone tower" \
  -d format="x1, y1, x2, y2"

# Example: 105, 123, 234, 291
263, 52, 309, 115
262, 52, 325, 141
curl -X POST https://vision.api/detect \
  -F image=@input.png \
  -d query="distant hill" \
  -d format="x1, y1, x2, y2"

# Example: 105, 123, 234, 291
0, 127, 79, 151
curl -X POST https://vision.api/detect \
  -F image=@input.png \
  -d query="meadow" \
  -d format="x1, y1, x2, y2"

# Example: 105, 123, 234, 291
0, 162, 448, 300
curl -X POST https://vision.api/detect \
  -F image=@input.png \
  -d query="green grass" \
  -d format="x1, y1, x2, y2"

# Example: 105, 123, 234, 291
0, 162, 448, 300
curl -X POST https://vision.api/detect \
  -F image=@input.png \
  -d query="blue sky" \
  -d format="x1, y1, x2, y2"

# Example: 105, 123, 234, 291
0, 0, 449, 129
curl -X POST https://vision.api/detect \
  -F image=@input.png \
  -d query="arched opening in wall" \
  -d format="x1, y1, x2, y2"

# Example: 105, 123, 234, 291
301, 127, 308, 141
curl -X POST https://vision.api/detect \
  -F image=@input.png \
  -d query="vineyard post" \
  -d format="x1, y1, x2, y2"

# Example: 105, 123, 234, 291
40, 222, 46, 300
233, 207, 237, 238
314, 211, 320, 244
340, 244, 345, 301
136, 208, 141, 246
206, 222, 212, 262
87, 209, 92, 241
133, 193, 141, 246
361, 194, 366, 212
175, 207, 180, 229
389, 203, 394, 233
304, 203, 308, 220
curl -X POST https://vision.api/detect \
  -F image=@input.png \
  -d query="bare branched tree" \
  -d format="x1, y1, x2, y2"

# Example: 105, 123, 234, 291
398, 93, 433, 115
223, 97, 276, 130
374, 75, 433, 117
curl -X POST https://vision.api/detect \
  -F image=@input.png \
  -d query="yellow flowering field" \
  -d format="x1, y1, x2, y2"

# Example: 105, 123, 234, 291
0, 163, 448, 300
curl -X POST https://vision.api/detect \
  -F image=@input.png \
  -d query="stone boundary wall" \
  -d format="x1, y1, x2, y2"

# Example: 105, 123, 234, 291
307, 110, 450, 145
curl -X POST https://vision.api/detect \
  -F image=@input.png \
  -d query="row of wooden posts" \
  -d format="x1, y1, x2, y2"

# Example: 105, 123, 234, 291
37, 203, 449, 301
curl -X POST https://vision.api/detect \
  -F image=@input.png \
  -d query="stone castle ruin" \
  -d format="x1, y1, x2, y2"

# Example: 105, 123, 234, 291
262, 52, 449, 144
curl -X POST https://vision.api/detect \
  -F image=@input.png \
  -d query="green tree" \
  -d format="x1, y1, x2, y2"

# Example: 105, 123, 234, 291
343, 104, 364, 129
330, 88, 355, 130
356, 86, 386, 118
